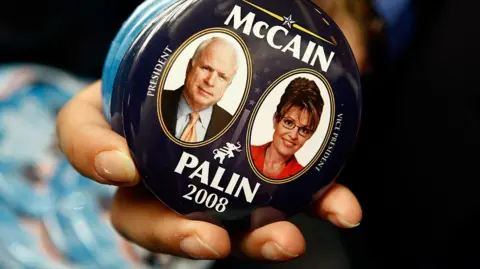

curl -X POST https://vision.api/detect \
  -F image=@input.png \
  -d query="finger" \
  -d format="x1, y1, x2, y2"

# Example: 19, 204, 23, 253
110, 186, 231, 259
238, 221, 305, 262
313, 183, 362, 228
56, 81, 140, 186
334, 13, 368, 73
312, 0, 368, 72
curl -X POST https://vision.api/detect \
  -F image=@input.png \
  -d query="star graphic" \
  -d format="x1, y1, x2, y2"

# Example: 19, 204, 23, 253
254, 88, 261, 94
264, 67, 270, 73
267, 80, 272, 85
283, 15, 296, 28
249, 100, 256, 106
253, 73, 258, 80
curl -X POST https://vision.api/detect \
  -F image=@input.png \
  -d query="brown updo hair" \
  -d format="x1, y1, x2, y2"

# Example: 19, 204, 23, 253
274, 77, 324, 132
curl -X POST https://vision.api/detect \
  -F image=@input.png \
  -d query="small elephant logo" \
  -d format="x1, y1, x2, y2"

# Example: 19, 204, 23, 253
213, 142, 242, 164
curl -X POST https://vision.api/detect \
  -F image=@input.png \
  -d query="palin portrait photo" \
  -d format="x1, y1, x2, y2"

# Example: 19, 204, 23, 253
159, 32, 249, 145
249, 73, 332, 182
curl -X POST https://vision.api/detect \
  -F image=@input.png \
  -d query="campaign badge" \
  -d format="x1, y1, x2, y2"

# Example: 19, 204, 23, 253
102, 0, 362, 229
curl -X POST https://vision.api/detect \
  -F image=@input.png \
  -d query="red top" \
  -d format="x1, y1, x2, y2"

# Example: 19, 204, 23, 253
250, 142, 304, 180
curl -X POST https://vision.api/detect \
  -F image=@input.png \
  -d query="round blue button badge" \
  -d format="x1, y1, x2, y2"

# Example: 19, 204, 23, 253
102, 0, 362, 229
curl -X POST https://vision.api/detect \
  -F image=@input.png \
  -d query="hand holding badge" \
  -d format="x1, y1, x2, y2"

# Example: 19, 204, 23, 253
57, 0, 363, 262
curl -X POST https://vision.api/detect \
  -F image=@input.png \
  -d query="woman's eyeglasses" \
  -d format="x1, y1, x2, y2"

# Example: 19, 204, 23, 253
281, 117, 313, 137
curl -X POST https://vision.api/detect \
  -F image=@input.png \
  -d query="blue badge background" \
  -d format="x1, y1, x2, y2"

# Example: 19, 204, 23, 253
113, 0, 362, 227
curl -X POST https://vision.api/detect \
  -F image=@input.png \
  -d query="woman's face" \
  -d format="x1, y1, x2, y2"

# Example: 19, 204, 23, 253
271, 106, 314, 159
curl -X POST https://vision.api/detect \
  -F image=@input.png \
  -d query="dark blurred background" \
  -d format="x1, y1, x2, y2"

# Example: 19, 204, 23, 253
1, 0, 479, 268
0, 1, 143, 79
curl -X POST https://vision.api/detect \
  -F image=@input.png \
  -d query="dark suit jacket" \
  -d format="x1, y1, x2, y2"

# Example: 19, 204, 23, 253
161, 87, 233, 141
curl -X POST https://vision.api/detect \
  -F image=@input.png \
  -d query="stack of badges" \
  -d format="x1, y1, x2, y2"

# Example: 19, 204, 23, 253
102, 0, 362, 230
0, 64, 214, 269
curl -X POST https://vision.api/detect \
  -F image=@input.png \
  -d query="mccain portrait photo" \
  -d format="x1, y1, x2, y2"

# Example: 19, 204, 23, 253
160, 36, 239, 143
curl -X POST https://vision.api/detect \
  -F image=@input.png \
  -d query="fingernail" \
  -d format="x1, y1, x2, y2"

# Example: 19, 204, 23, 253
94, 150, 137, 183
180, 234, 220, 259
261, 241, 298, 261
327, 214, 360, 228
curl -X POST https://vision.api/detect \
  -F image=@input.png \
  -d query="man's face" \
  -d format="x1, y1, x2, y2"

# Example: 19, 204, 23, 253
183, 41, 237, 111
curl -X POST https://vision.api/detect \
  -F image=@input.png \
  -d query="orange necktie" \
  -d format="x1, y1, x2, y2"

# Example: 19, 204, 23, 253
180, 112, 200, 142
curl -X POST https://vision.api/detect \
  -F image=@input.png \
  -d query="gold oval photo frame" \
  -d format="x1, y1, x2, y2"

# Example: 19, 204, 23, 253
246, 69, 335, 184
157, 27, 252, 148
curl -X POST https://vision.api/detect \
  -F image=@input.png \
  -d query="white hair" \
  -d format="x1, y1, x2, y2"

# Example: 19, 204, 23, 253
190, 37, 239, 75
